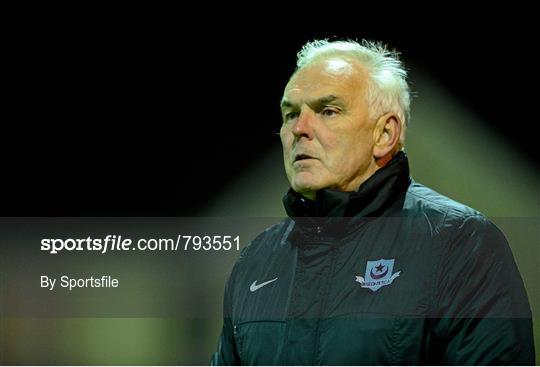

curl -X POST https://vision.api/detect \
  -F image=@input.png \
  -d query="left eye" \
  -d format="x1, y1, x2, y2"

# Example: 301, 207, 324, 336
321, 108, 338, 117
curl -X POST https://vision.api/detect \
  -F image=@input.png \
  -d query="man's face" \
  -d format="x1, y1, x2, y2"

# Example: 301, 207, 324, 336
280, 57, 378, 200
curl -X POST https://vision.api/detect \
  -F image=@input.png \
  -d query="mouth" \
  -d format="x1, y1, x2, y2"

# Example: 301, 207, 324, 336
294, 154, 316, 162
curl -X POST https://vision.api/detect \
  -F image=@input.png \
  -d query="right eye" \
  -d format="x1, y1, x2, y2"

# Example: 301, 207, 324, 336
284, 111, 299, 122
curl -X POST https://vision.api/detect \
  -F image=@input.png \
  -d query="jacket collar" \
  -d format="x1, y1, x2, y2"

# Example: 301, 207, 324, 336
283, 151, 411, 223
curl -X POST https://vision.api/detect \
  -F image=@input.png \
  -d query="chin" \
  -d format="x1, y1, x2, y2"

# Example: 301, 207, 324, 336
292, 178, 323, 195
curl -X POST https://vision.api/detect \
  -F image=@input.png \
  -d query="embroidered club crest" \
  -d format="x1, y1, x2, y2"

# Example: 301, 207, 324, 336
355, 258, 401, 292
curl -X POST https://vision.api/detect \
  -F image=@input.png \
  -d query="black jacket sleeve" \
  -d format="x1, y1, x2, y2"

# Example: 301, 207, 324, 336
211, 318, 238, 365
211, 272, 240, 365
212, 244, 252, 365
433, 215, 535, 365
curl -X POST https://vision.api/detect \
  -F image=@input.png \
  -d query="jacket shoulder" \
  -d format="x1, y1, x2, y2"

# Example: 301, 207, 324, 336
235, 218, 293, 264
405, 181, 483, 221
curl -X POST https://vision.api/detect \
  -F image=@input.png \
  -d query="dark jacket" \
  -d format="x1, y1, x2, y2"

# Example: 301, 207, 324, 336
212, 152, 535, 365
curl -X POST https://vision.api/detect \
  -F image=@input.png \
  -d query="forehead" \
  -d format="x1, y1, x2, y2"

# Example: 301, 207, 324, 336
283, 57, 367, 103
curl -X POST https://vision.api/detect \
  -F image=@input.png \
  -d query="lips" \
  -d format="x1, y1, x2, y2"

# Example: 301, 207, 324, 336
294, 154, 315, 162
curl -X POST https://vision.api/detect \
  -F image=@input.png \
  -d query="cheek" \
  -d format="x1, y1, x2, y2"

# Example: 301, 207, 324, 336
344, 138, 373, 171
325, 137, 370, 172
279, 133, 292, 169
321, 136, 346, 165
280, 131, 293, 156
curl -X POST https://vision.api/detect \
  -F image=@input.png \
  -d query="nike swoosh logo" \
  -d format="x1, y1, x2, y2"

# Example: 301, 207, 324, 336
249, 277, 278, 292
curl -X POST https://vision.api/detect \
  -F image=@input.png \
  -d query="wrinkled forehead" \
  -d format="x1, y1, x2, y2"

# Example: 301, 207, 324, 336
283, 57, 368, 102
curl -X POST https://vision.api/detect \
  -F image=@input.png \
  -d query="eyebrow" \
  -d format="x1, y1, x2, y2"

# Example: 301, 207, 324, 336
280, 95, 344, 110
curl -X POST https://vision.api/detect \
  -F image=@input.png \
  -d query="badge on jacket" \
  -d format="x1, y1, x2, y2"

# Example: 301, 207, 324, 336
355, 259, 401, 292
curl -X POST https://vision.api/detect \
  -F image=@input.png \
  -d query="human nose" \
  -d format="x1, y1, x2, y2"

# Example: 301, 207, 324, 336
292, 109, 315, 140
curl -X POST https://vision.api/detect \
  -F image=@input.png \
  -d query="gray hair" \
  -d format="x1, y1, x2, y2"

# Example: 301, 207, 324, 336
295, 39, 411, 145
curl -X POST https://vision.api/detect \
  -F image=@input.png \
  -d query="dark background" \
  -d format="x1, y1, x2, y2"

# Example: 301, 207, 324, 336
2, 11, 539, 365
4, 14, 538, 216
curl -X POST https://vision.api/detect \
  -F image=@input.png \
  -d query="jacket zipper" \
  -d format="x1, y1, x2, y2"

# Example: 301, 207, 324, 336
311, 243, 337, 364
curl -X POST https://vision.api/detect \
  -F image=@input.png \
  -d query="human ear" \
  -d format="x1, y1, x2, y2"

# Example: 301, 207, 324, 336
373, 113, 401, 166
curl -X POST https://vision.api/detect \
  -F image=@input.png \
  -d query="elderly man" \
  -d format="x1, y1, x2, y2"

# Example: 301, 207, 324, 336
211, 39, 535, 365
